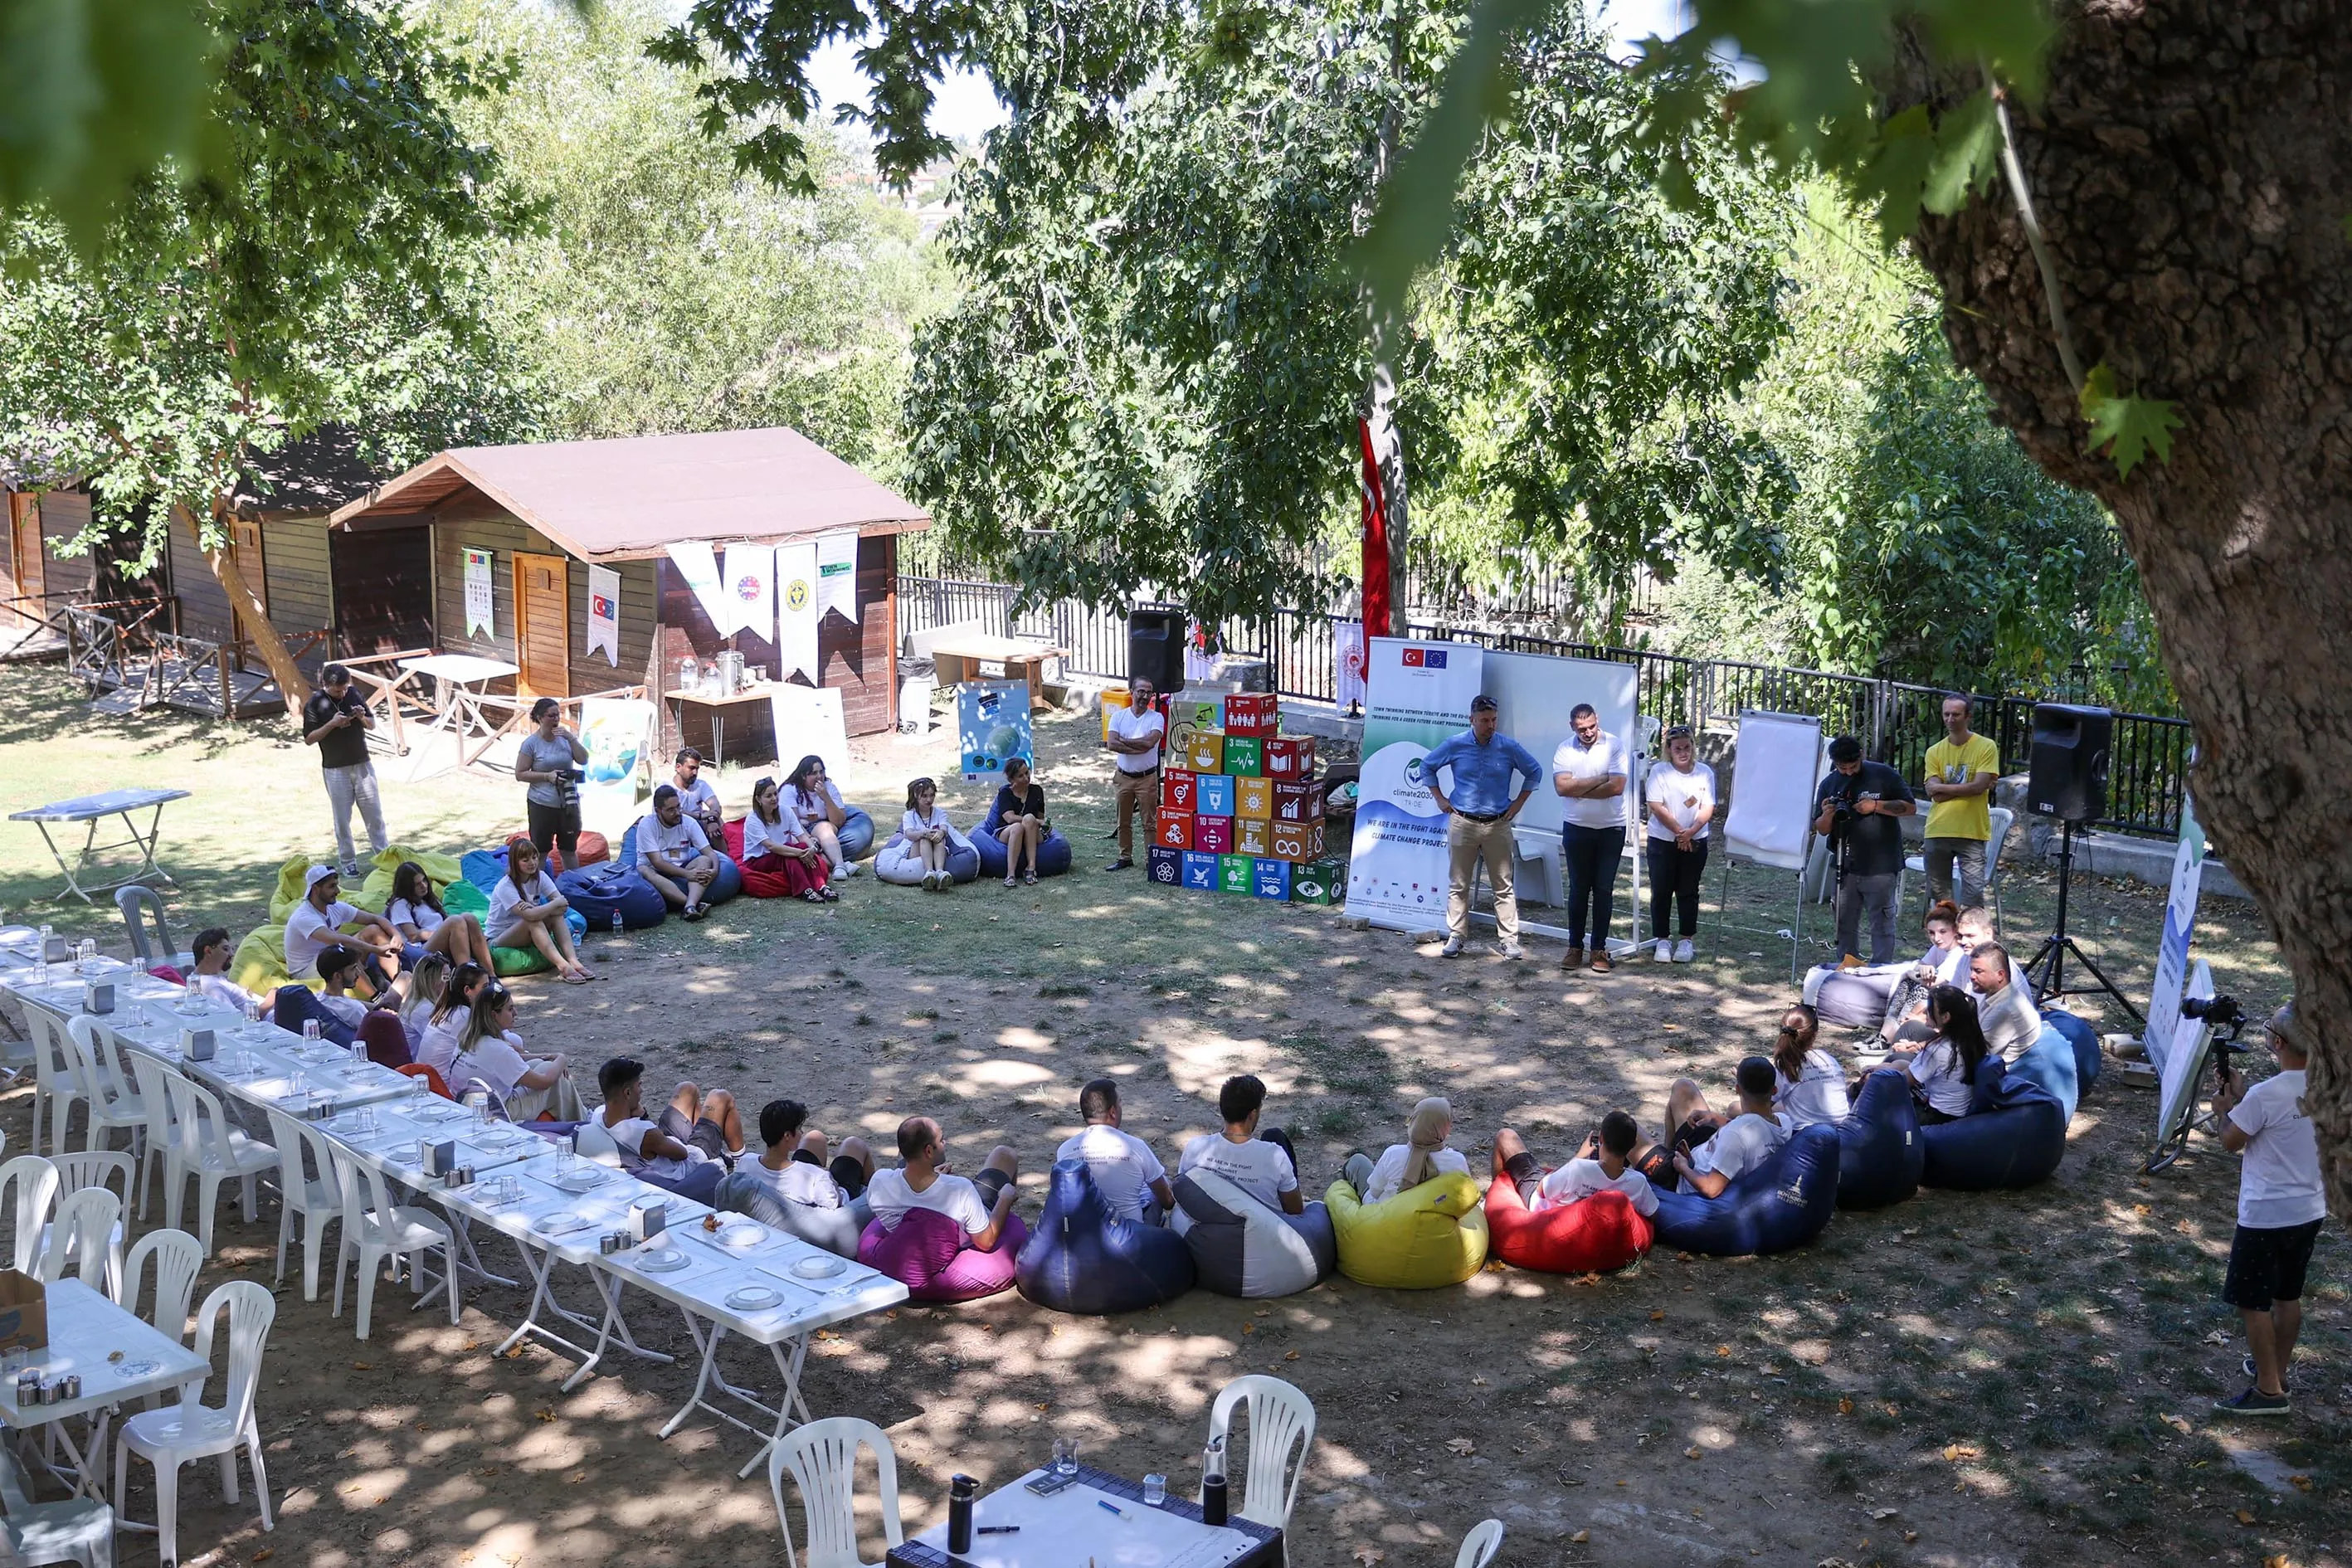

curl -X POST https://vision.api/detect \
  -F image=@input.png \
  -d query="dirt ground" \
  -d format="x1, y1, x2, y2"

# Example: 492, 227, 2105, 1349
0, 667, 2344, 1568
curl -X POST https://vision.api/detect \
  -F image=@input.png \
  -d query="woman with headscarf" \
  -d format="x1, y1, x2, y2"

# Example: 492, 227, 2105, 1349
1346, 1097, 1471, 1204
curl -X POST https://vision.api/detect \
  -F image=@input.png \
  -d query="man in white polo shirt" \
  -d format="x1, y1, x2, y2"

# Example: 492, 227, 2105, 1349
866, 1115, 1021, 1252
1057, 1078, 1176, 1223
2211, 1005, 2326, 1418
1103, 674, 1166, 871
1551, 703, 1629, 972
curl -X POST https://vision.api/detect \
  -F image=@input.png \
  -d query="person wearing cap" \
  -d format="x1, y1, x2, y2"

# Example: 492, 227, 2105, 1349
300, 663, 388, 877
1642, 723, 1716, 963
2210, 1004, 2326, 1417
283, 864, 403, 984
1551, 702, 1630, 972
1639, 1055, 1791, 1197
1420, 694, 1541, 960
672, 747, 725, 842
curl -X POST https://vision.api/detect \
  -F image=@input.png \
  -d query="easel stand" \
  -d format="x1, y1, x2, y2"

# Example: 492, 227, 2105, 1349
1713, 845, 1808, 981
2024, 821, 2144, 1023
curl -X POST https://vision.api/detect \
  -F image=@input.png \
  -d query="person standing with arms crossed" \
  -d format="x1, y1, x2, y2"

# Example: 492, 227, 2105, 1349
2211, 1004, 2327, 1417
1920, 693, 2001, 908
1102, 675, 1164, 872
1421, 694, 1540, 960
1552, 702, 1629, 971
302, 664, 387, 877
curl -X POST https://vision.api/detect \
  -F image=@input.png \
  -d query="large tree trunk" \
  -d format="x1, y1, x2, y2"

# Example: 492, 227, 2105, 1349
1885, 2, 2352, 1214
177, 504, 312, 716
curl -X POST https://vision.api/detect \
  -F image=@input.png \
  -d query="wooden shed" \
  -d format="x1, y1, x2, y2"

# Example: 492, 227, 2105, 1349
329, 428, 932, 757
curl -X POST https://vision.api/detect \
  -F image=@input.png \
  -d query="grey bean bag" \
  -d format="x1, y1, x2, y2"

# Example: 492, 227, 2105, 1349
1171, 1169, 1335, 1298
712, 1168, 869, 1258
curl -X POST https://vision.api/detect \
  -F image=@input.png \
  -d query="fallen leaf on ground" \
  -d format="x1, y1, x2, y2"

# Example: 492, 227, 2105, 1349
1684, 1446, 1703, 1460
1868, 1507, 1897, 1521
2291, 1475, 2311, 1492
1570, 1530, 1590, 1544
1351, 1547, 1384, 1566
536, 1409, 556, 1423
1446, 1437, 1475, 1455
2162, 1414, 2193, 1434
1715, 1345, 1731, 1357
1649, 1311, 1666, 1322
2236, 1510, 2256, 1525
254, 1553, 274, 1563
461, 1341, 480, 1352
1902, 1532, 1918, 1545
352, 1361, 371, 1371
1941, 1444, 1980, 1462
1284, 1351, 1300, 1361
1838, 1398, 1853, 1415
1241, 1323, 1255, 1335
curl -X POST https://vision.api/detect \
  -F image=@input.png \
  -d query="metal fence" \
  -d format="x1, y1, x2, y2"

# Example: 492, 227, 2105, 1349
896, 575, 2195, 838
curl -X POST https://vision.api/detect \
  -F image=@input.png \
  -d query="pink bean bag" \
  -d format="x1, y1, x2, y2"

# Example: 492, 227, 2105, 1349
857, 1207, 1030, 1303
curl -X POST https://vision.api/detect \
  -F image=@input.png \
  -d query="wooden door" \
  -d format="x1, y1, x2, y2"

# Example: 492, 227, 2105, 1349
227, 517, 267, 644
514, 552, 571, 699
6, 494, 44, 628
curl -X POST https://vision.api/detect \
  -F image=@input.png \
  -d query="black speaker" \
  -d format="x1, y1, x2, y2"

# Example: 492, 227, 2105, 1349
1127, 607, 1186, 694
2026, 703, 2111, 822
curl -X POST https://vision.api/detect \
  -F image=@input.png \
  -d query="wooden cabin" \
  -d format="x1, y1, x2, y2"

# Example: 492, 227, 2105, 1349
2, 486, 94, 636
329, 428, 932, 758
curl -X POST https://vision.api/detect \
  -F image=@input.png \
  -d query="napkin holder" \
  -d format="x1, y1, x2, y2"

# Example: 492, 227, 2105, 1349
79, 979, 114, 1015
40, 936, 69, 964
421, 1140, 458, 1177
629, 1200, 667, 1244
183, 1027, 217, 1062
0, 1270, 48, 1356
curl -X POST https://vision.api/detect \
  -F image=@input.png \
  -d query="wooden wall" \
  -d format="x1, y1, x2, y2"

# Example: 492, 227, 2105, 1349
168, 511, 338, 653
429, 498, 659, 699
35, 491, 93, 599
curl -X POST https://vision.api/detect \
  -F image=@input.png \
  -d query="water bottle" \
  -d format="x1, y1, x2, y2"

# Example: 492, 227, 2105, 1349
947, 1474, 976, 1554
1200, 1435, 1228, 1527
610, 907, 623, 938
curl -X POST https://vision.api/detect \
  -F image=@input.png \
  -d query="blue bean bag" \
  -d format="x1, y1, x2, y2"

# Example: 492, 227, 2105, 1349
555, 864, 670, 930
2041, 1008, 2101, 1092
839, 807, 876, 863
970, 821, 1074, 880
2007, 1022, 2081, 1121
612, 825, 743, 908
1017, 1159, 1196, 1313
271, 985, 354, 1048
1650, 1124, 1840, 1257
460, 849, 507, 896
1921, 1059, 2067, 1191
1837, 1069, 1924, 1210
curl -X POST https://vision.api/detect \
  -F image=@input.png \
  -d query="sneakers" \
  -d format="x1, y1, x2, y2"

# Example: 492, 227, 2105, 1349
1105, 858, 1134, 872
1497, 941, 1523, 960
1560, 947, 1585, 971
839, 861, 863, 878
2213, 1386, 2290, 1417
1674, 939, 1695, 963
1440, 937, 1465, 958
920, 871, 940, 890
1651, 939, 1672, 962
1589, 948, 1614, 974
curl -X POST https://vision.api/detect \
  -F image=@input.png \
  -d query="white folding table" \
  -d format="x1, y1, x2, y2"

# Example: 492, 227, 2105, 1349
0, 1279, 209, 1503
7, 788, 192, 904
397, 653, 522, 779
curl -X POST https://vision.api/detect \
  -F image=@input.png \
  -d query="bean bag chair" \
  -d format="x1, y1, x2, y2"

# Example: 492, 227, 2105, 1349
266, 856, 312, 923
1809, 965, 1901, 1030
2007, 1023, 2082, 1121
1921, 1059, 2067, 1191
718, 819, 829, 900
272, 985, 354, 1048
612, 825, 746, 907
713, 1169, 866, 1258
1836, 1069, 1925, 1210
873, 839, 981, 885
1017, 1159, 1195, 1313
856, 1207, 1029, 1303
358, 1011, 411, 1069
229, 924, 292, 997
460, 849, 507, 897
555, 863, 669, 930
1650, 1124, 1841, 1258
1171, 1169, 1336, 1298
970, 804, 1074, 880
1326, 1171, 1488, 1288
536, 831, 608, 874
1483, 1173, 1651, 1274
397, 1063, 451, 1098
2042, 1008, 2101, 1093
350, 845, 468, 915
443, 880, 489, 920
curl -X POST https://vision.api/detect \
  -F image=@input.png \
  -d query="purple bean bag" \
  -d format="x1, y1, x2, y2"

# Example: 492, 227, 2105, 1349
856, 1206, 1030, 1303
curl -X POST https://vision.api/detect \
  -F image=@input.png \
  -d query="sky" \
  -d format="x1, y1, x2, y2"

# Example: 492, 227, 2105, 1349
801, 0, 1698, 149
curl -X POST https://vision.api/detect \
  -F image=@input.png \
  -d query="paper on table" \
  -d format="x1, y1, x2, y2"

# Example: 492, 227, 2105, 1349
913, 1476, 1257, 1568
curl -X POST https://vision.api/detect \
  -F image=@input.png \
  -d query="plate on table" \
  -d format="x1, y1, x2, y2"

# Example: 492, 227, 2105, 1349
389, 1148, 422, 1165
714, 1222, 767, 1250
553, 1169, 605, 1195
634, 1246, 690, 1273
532, 1213, 597, 1238
790, 1255, 847, 1280
724, 1285, 782, 1312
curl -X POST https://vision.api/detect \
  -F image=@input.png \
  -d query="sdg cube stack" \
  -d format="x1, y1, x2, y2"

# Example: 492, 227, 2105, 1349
1143, 692, 1342, 903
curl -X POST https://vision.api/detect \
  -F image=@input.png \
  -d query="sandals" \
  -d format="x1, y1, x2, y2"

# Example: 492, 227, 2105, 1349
820, 886, 840, 902
681, 904, 707, 923
1004, 875, 1019, 889
1023, 871, 1038, 886
801, 889, 825, 903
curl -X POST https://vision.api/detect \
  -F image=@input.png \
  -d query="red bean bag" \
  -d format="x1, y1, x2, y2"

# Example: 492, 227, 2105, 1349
1483, 1172, 1652, 1274
531, 830, 609, 875
720, 817, 831, 898
856, 1208, 1030, 1303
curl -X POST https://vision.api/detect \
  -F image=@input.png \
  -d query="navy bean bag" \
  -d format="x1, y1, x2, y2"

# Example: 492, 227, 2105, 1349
272, 984, 354, 1048
556, 864, 670, 930
1920, 1059, 2067, 1191
1171, 1170, 1336, 1298
2042, 1008, 2101, 1092
1836, 1069, 1924, 1210
1017, 1159, 1195, 1313
713, 1169, 867, 1259
611, 825, 743, 908
1650, 1124, 1840, 1257
970, 804, 1073, 880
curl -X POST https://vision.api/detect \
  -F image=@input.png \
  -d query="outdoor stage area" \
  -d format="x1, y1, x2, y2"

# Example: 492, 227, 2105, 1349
0, 663, 2341, 1568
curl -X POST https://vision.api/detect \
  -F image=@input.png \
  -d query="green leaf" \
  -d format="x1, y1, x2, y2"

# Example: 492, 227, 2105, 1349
1920, 91, 1999, 217
2080, 363, 2182, 480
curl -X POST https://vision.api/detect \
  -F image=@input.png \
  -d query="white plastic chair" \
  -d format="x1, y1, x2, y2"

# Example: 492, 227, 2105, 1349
117, 1229, 204, 1344
0, 1443, 113, 1568
40, 1149, 133, 1296
1205, 1375, 1317, 1532
61, 1018, 148, 1166
1453, 1520, 1504, 1568
127, 1054, 184, 1221
1901, 805, 2016, 928
0, 1155, 60, 1275
263, 1109, 343, 1301
111, 1279, 275, 1566
767, 1416, 904, 1568
23, 1009, 87, 1157
38, 1186, 122, 1293
327, 1147, 457, 1339
158, 1074, 280, 1255
114, 884, 192, 976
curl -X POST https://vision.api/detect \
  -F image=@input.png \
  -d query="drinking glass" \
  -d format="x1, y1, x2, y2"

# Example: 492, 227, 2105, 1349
1052, 1436, 1078, 1477
555, 1143, 575, 1176
302, 1019, 321, 1043
1142, 1475, 1166, 1507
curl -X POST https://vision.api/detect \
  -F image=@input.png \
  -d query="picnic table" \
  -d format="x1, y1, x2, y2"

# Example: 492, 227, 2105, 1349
8, 787, 191, 904
889, 1464, 1283, 1568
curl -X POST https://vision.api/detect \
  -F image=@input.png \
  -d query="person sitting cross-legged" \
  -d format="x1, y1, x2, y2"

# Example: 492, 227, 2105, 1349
1177, 1074, 1304, 1215
1638, 1054, 1791, 1196
488, 837, 595, 983
578, 1057, 743, 1203
1058, 1078, 1176, 1224
1343, 1096, 1470, 1203
1493, 1111, 1658, 1217
865, 1117, 1020, 1253
637, 785, 721, 921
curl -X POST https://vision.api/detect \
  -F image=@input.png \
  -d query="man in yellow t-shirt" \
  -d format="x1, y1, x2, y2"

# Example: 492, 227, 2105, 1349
1921, 694, 2003, 908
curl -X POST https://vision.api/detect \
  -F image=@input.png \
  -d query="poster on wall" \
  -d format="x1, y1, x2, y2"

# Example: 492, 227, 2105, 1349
777, 541, 819, 682
2141, 791, 2207, 1074
722, 543, 775, 643
1478, 650, 1636, 840
958, 681, 1034, 782
586, 564, 621, 666
815, 530, 859, 623
1344, 639, 1485, 932
463, 548, 494, 636
576, 697, 655, 835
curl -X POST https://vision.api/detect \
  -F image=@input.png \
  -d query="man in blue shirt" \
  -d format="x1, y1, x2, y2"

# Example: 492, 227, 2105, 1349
1420, 695, 1542, 959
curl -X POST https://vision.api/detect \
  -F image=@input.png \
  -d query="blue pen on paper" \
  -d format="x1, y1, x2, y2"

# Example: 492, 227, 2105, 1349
1097, 1500, 1130, 1520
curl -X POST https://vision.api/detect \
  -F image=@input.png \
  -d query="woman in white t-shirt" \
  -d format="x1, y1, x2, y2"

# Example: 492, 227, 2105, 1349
743, 776, 836, 903
874, 777, 972, 890
1889, 984, 1987, 1122
1877, 900, 1967, 1044
450, 981, 582, 1121
486, 837, 594, 984
188, 927, 272, 1020
385, 860, 494, 971
783, 755, 863, 879
1770, 1005, 1850, 1128
416, 959, 489, 1082
1643, 725, 1716, 963
399, 953, 449, 1056
1346, 1096, 1471, 1203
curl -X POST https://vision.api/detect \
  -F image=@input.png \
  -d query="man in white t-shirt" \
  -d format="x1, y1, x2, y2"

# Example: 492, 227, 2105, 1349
2211, 1005, 2327, 1418
637, 786, 721, 920
1103, 676, 1166, 872
580, 1057, 741, 1205
744, 1098, 875, 1210
672, 747, 725, 840
1057, 1079, 1176, 1224
1650, 1056, 1791, 1198
283, 864, 402, 982
189, 927, 271, 1020
864, 1116, 1020, 1251
1176, 1074, 1303, 1215
1551, 703, 1630, 972
1493, 1112, 1658, 1216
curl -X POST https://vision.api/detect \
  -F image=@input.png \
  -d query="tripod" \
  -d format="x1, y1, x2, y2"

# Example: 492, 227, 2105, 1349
2023, 820, 2144, 1023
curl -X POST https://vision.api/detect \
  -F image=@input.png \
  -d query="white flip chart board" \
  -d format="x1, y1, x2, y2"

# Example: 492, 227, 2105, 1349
1724, 711, 1823, 870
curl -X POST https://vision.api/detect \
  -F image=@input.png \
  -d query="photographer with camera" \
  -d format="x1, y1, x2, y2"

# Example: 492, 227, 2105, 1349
1813, 735, 1916, 965
2210, 1003, 2326, 1418
516, 696, 592, 866
302, 662, 388, 877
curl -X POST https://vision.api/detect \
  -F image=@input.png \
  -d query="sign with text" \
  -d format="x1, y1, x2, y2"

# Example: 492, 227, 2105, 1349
463, 547, 494, 636
2141, 791, 2207, 1074
1344, 638, 1484, 932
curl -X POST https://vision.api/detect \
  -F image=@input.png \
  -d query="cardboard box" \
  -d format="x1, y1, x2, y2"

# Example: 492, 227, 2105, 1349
0, 1270, 46, 1356
1147, 846, 1184, 886
1234, 775, 1274, 821
1217, 854, 1254, 895
1165, 700, 1221, 755
1194, 814, 1234, 855
1270, 820, 1326, 863
1289, 857, 1344, 905
1263, 736, 1317, 780
1251, 858, 1293, 900
1160, 768, 1198, 812
1235, 816, 1272, 857
1181, 850, 1218, 890
1195, 774, 1235, 817
1270, 778, 1326, 824
1156, 810, 1193, 850
1222, 737, 1264, 777
1223, 692, 1280, 738
1183, 730, 1226, 775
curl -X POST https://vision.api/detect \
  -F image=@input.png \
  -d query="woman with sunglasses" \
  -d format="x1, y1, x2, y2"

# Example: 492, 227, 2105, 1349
452, 981, 582, 1121
1642, 724, 1716, 962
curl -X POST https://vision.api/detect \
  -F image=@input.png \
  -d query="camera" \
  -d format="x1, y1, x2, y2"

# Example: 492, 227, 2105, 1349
2182, 994, 2244, 1029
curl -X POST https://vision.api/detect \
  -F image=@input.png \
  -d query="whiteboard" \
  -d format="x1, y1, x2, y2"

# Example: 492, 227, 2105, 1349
1479, 651, 1639, 836
1724, 711, 1823, 870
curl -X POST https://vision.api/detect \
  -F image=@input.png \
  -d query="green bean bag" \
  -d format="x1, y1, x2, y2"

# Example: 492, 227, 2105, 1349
351, 845, 467, 914
266, 856, 312, 923
492, 904, 591, 976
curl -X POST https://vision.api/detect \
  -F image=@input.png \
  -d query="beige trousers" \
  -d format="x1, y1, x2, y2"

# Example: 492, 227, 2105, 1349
1446, 814, 1519, 942
1113, 767, 1158, 857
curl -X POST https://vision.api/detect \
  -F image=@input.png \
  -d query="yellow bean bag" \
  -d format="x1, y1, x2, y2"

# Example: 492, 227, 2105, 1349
229, 923, 301, 996
1326, 1171, 1489, 1289
266, 855, 313, 923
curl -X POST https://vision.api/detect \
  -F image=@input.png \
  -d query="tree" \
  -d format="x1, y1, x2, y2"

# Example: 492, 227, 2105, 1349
0, 0, 529, 708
